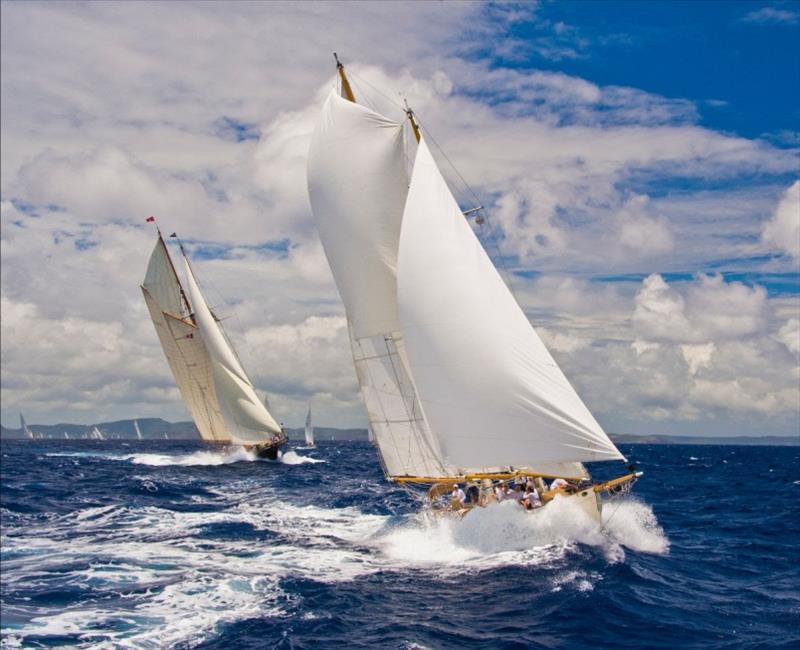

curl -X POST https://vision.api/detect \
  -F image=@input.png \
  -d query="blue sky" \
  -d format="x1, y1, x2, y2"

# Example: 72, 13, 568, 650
497, 1, 799, 141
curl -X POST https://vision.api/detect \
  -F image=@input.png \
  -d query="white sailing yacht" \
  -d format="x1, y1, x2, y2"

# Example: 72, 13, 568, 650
307, 56, 640, 520
19, 413, 34, 439
141, 230, 288, 459
304, 408, 315, 447
134, 420, 143, 440
91, 426, 105, 441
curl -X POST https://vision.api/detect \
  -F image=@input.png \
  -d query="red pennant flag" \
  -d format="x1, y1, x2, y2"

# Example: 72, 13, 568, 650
145, 216, 156, 222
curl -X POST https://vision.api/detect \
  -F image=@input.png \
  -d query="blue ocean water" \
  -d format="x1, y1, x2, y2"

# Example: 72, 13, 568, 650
1, 440, 798, 649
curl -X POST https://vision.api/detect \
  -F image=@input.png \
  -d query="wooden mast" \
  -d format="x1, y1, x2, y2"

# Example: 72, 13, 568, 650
333, 52, 356, 103
404, 99, 422, 144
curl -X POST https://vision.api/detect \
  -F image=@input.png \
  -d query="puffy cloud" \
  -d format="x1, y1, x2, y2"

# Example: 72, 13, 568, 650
762, 180, 800, 258
776, 318, 800, 354
633, 273, 767, 343
615, 194, 674, 256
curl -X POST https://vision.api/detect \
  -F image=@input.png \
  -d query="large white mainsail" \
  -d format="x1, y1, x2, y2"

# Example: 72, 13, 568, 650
308, 65, 625, 483
308, 89, 447, 479
397, 140, 624, 473
142, 233, 284, 450
305, 408, 315, 446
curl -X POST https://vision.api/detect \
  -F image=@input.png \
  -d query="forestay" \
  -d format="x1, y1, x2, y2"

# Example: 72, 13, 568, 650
397, 140, 625, 472
307, 90, 449, 478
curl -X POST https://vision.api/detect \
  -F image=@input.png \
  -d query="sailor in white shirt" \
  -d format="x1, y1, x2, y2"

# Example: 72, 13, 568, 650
549, 477, 569, 491
451, 484, 466, 506
523, 488, 542, 509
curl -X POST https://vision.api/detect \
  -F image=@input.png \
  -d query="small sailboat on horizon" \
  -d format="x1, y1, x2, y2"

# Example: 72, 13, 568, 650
307, 56, 640, 521
303, 408, 315, 448
141, 227, 288, 459
19, 413, 34, 440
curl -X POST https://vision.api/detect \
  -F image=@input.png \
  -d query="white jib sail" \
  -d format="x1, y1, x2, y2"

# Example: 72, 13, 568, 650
142, 237, 228, 443
397, 139, 625, 473
305, 408, 314, 446
181, 257, 282, 445
308, 89, 448, 478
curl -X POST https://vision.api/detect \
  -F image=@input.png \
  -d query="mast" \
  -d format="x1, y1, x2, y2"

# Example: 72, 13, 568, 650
333, 52, 356, 103
156, 227, 193, 319
404, 100, 422, 144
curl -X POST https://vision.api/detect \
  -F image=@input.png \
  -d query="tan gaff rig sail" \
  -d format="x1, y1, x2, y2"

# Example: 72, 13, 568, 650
307, 61, 624, 483
141, 233, 282, 446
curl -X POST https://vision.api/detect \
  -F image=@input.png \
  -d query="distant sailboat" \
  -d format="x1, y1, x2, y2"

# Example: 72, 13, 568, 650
141, 229, 288, 459
367, 424, 374, 444
304, 408, 315, 447
163, 432, 169, 440
307, 56, 641, 520
64, 432, 69, 439
134, 420, 143, 440
91, 426, 105, 441
19, 413, 34, 439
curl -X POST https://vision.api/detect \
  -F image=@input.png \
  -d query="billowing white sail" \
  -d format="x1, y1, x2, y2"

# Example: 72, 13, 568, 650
305, 408, 315, 446
397, 140, 624, 471
19, 413, 33, 439
142, 237, 227, 443
142, 235, 282, 447
308, 90, 448, 479
182, 257, 282, 445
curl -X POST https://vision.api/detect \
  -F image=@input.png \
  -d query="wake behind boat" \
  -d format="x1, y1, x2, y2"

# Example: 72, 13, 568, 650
307, 56, 640, 522
141, 227, 288, 459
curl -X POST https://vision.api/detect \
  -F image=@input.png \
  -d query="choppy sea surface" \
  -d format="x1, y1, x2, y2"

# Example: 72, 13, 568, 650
1, 440, 798, 649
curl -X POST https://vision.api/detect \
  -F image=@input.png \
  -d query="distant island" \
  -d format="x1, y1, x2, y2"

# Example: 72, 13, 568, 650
1, 418, 798, 445
0, 418, 370, 442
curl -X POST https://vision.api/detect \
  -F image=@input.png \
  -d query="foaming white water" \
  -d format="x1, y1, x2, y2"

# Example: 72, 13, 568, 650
280, 450, 324, 465
128, 447, 256, 466
602, 498, 670, 555
376, 496, 668, 569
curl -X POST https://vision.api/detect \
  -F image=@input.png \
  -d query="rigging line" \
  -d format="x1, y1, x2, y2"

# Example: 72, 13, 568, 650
346, 69, 407, 117
383, 335, 440, 475
416, 120, 522, 302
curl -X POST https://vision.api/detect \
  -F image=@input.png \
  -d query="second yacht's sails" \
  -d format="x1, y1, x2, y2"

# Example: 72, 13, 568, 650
307, 90, 447, 479
181, 257, 283, 445
141, 236, 227, 442
142, 235, 282, 446
305, 408, 315, 446
397, 140, 624, 473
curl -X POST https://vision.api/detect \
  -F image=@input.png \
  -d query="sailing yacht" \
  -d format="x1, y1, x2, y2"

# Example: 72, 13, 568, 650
134, 420, 143, 440
19, 413, 34, 440
307, 56, 640, 520
141, 230, 288, 459
304, 408, 315, 447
